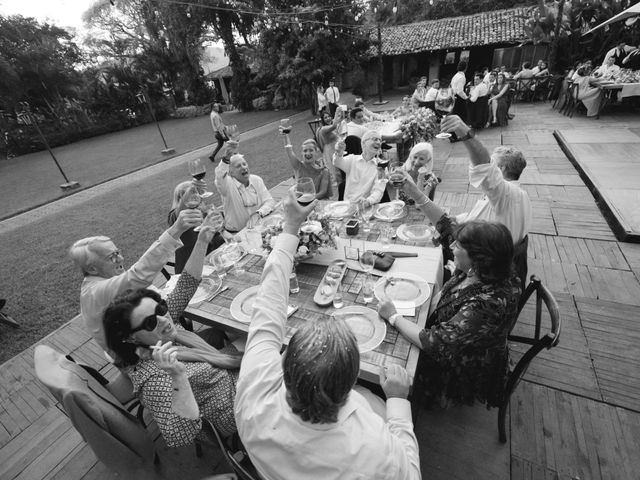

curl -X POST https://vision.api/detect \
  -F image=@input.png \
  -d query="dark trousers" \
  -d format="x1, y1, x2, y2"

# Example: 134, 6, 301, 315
453, 95, 468, 122
328, 103, 338, 118
210, 131, 226, 160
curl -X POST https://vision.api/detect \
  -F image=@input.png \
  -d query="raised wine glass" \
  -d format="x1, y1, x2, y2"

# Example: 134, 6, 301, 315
280, 118, 292, 134
183, 184, 202, 209
294, 177, 316, 206
388, 161, 405, 201
187, 158, 213, 198
434, 87, 455, 139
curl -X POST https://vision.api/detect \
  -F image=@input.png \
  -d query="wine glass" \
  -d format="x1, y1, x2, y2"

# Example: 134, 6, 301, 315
195, 204, 224, 232
358, 249, 376, 304
357, 199, 375, 233
187, 158, 213, 198
434, 87, 455, 139
227, 124, 239, 140
183, 185, 202, 209
216, 242, 244, 276
294, 177, 316, 206
280, 118, 292, 134
388, 161, 405, 201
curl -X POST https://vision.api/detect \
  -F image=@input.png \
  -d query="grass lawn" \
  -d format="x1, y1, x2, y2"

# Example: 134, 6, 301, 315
0, 115, 315, 363
0, 107, 304, 220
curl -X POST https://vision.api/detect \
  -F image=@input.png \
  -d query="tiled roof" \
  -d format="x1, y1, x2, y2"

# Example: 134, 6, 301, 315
372, 6, 536, 56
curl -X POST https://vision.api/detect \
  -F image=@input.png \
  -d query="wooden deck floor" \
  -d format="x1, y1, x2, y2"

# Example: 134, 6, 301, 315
2, 102, 640, 479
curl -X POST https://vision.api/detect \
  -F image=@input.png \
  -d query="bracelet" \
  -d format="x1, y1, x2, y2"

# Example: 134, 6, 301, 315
388, 313, 402, 326
415, 195, 431, 207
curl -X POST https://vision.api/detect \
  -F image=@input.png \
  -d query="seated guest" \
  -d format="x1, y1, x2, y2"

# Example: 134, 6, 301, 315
333, 130, 387, 206
488, 73, 511, 126
354, 98, 383, 122
280, 134, 331, 200
399, 115, 531, 282
604, 41, 635, 67
392, 95, 414, 117
214, 153, 275, 233
346, 107, 369, 138
411, 77, 429, 108
401, 142, 438, 204
571, 66, 602, 117
531, 59, 544, 76
514, 62, 535, 91
103, 226, 242, 447
235, 189, 420, 480
468, 73, 490, 129
622, 46, 640, 70
593, 56, 621, 81
499, 65, 512, 79
534, 60, 549, 77
69, 210, 202, 353
425, 79, 440, 110
168, 182, 226, 273
378, 220, 521, 408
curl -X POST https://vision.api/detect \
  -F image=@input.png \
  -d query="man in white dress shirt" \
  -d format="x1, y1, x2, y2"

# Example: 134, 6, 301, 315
69, 210, 201, 352
333, 130, 387, 206
214, 153, 275, 233
593, 56, 621, 80
324, 79, 340, 118
451, 60, 469, 121
603, 41, 635, 67
235, 189, 421, 480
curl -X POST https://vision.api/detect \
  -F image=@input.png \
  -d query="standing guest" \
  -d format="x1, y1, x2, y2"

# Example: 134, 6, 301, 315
235, 189, 421, 480
604, 41, 635, 67
168, 182, 226, 273
424, 79, 440, 111
451, 61, 469, 121
103, 226, 242, 447
316, 84, 328, 115
378, 220, 521, 409
281, 135, 331, 200
488, 73, 510, 127
325, 79, 340, 118
593, 56, 621, 80
214, 153, 275, 234
468, 73, 490, 129
333, 130, 387, 206
69, 210, 203, 353
208, 103, 228, 162
622, 46, 640, 70
412, 77, 429, 108
316, 108, 346, 199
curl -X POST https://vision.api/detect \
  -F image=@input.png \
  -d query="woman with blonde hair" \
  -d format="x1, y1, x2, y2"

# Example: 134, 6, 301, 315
280, 134, 331, 200
403, 142, 438, 201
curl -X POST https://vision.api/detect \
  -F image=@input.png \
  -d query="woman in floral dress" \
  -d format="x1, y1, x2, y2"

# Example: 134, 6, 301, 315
378, 220, 521, 408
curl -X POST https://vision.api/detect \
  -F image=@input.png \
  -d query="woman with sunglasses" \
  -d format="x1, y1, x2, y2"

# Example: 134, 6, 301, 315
378, 221, 521, 409
103, 226, 242, 447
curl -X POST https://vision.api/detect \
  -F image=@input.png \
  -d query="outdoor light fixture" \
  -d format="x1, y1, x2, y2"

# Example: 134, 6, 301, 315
137, 88, 175, 155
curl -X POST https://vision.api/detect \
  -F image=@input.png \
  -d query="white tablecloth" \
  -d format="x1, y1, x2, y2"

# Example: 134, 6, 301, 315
620, 83, 640, 99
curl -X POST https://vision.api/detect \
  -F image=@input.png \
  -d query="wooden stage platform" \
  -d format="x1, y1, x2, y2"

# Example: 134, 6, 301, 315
2, 103, 640, 479
555, 128, 640, 243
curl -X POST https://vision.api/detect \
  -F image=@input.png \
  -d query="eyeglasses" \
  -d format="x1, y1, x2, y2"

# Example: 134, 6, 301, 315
130, 299, 168, 333
106, 250, 122, 263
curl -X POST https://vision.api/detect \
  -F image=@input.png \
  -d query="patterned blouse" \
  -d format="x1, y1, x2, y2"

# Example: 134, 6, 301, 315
127, 272, 239, 448
414, 271, 521, 409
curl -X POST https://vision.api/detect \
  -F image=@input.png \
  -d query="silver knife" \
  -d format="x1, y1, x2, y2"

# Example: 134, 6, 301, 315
205, 285, 229, 302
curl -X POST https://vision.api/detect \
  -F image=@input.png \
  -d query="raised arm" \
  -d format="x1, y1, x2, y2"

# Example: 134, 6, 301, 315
332, 140, 351, 173
441, 115, 491, 167
282, 133, 300, 171
214, 160, 230, 195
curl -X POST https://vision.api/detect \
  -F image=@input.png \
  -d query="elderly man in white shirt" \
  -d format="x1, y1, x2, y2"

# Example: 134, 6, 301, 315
69, 210, 202, 352
333, 129, 387, 207
593, 56, 621, 80
214, 153, 276, 233
235, 189, 421, 480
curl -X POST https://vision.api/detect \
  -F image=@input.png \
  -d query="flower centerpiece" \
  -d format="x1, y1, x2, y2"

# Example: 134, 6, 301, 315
399, 107, 439, 143
260, 213, 338, 262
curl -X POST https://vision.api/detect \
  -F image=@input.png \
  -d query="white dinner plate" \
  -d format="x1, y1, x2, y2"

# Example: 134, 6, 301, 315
333, 306, 387, 353
374, 201, 406, 221
396, 224, 435, 242
160, 269, 217, 306
230, 286, 260, 324
324, 201, 354, 219
374, 273, 431, 308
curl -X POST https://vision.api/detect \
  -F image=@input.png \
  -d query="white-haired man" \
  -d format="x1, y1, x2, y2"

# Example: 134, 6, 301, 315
235, 189, 420, 480
69, 210, 202, 352
214, 153, 275, 234
333, 130, 387, 206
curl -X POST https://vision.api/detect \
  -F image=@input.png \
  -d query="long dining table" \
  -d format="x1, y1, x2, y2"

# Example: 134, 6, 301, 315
183, 200, 443, 384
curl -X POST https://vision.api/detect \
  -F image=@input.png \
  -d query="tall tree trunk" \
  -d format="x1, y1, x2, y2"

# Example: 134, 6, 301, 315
216, 14, 253, 111
549, 0, 565, 72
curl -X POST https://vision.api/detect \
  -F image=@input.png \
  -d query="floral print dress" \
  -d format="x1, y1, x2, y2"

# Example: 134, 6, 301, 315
414, 271, 521, 409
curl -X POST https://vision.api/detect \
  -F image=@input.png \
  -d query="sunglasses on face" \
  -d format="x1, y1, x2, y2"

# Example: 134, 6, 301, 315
130, 299, 169, 333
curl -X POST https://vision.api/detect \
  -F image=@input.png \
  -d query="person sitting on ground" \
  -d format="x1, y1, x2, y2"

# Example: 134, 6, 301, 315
392, 95, 414, 117
235, 189, 420, 480
354, 98, 384, 122
70, 210, 202, 353
411, 77, 429, 108
593, 56, 621, 81
214, 153, 275, 234
378, 220, 521, 409
168, 182, 227, 273
103, 225, 242, 448
468, 73, 490, 129
398, 115, 531, 273
424, 79, 440, 111
488, 73, 511, 127
280, 134, 331, 200
208, 103, 228, 162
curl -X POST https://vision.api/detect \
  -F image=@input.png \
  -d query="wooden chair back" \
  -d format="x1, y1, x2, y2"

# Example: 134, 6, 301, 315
498, 275, 562, 442
202, 418, 262, 480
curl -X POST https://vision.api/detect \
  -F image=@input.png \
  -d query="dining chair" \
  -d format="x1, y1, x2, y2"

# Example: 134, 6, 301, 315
200, 418, 262, 480
513, 235, 529, 294
498, 275, 562, 443
563, 82, 580, 118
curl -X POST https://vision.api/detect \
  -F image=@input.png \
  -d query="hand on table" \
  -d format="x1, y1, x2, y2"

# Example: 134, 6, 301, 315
380, 364, 411, 400
377, 300, 397, 322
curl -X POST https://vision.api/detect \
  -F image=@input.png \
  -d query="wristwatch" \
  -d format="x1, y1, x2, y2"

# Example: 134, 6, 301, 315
458, 128, 476, 142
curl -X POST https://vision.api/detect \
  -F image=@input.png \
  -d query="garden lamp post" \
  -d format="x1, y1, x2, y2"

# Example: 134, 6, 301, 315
136, 88, 175, 155
18, 104, 79, 190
